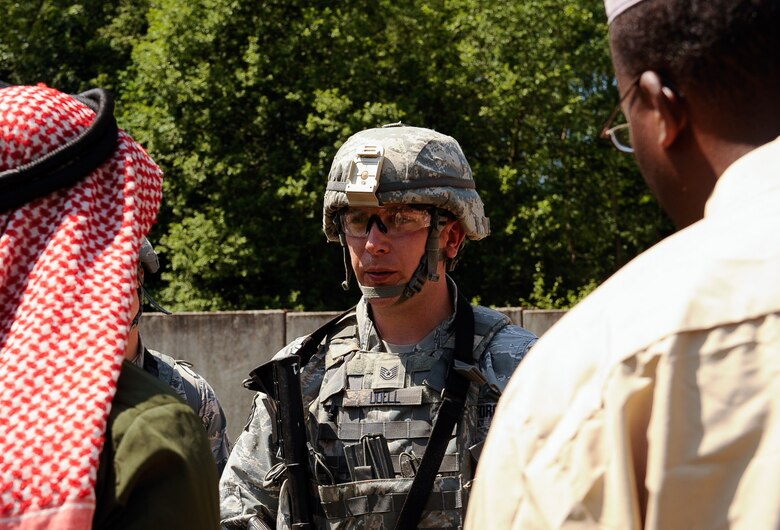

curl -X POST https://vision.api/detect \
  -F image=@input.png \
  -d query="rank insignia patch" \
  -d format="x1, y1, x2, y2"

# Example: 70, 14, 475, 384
371, 354, 405, 389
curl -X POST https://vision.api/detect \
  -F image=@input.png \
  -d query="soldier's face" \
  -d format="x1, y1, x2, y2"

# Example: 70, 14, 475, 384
344, 204, 464, 306
129, 269, 142, 321
130, 285, 140, 319
344, 205, 430, 304
125, 282, 141, 360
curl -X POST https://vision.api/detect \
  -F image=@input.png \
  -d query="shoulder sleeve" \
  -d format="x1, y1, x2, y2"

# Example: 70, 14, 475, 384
219, 392, 281, 529
479, 324, 537, 394
200, 381, 232, 476
109, 398, 220, 530
175, 361, 232, 475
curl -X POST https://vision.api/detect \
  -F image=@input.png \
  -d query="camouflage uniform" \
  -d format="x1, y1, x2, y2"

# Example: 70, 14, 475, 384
220, 286, 536, 529
134, 339, 232, 475
220, 125, 536, 528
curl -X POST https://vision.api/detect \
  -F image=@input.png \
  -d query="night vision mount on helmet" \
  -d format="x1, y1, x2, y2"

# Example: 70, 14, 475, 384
323, 124, 489, 303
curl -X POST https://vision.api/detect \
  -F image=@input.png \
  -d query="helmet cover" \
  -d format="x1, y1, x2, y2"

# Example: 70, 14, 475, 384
323, 124, 489, 242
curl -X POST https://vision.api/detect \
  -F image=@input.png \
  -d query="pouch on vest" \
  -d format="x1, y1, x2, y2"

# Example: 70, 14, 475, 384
317, 476, 465, 530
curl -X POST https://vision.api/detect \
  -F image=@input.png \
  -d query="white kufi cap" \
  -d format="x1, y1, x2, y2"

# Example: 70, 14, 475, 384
605, 0, 647, 23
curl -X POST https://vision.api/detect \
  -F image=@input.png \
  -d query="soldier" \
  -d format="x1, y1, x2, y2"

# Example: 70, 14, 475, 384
219, 124, 537, 529
466, 0, 780, 528
125, 237, 232, 475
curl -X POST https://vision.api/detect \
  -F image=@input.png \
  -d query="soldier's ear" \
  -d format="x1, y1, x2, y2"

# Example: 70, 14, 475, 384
442, 220, 466, 259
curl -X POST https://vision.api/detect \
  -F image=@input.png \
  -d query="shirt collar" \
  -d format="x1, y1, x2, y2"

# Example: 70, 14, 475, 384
705, 136, 780, 219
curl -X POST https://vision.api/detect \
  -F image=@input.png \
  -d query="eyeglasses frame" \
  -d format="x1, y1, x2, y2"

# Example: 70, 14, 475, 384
600, 77, 640, 154
339, 204, 433, 239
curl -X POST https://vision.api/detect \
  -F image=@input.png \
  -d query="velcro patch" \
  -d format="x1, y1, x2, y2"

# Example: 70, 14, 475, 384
345, 352, 370, 375
371, 355, 405, 389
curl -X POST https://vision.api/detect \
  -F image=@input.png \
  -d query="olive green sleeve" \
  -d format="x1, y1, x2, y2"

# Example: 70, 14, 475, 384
93, 363, 219, 530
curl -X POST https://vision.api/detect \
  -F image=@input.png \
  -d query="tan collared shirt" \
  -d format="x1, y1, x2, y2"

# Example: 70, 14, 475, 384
466, 137, 780, 530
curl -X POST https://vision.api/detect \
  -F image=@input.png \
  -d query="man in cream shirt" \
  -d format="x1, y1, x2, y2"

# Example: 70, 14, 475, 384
466, 0, 780, 528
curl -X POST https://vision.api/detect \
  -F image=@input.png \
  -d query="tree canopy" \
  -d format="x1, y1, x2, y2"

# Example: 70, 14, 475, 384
0, 0, 672, 311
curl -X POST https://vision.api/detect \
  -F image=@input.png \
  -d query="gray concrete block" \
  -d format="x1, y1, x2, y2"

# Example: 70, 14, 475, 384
286, 311, 342, 343
521, 309, 567, 337
140, 310, 286, 444
494, 307, 524, 327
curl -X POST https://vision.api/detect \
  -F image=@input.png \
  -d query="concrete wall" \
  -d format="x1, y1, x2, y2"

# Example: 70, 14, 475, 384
522, 309, 567, 337
141, 307, 566, 443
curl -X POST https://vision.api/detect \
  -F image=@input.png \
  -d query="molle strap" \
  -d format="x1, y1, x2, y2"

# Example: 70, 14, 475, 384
317, 476, 465, 527
335, 420, 433, 441
321, 453, 459, 479
320, 490, 463, 519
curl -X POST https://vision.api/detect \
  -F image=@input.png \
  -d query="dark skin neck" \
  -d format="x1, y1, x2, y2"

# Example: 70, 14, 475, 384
688, 95, 780, 178
656, 121, 719, 229
673, 98, 780, 227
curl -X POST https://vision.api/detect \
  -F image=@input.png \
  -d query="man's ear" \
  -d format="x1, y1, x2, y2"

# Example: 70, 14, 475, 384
639, 71, 687, 148
442, 220, 466, 259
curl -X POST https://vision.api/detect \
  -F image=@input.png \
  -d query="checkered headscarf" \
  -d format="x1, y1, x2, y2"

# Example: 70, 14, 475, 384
0, 84, 163, 529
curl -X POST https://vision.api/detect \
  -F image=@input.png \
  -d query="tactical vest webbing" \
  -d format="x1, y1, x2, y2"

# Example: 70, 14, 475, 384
292, 303, 510, 529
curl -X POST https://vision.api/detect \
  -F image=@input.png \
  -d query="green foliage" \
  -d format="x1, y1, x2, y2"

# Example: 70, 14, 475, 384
519, 262, 599, 310
0, 0, 149, 92
1, 0, 673, 311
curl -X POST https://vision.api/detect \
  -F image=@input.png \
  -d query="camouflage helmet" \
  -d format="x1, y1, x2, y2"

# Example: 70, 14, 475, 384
322, 124, 489, 242
139, 237, 160, 273
134, 237, 171, 317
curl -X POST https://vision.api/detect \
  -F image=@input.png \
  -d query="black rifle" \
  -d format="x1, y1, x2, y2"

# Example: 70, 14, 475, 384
245, 355, 313, 529
242, 307, 354, 528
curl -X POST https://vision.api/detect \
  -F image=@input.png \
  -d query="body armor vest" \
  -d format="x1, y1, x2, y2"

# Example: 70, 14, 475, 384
294, 307, 510, 529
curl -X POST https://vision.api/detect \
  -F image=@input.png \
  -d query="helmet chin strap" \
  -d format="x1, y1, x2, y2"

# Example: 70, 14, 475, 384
131, 273, 173, 329
131, 287, 144, 329
341, 209, 449, 306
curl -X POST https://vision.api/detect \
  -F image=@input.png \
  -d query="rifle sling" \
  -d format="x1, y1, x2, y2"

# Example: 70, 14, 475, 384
296, 307, 357, 365
243, 307, 354, 393
394, 294, 474, 530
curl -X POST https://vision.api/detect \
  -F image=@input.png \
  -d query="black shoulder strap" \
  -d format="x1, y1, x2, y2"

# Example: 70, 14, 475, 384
395, 294, 474, 530
174, 360, 205, 413
244, 307, 355, 392
294, 307, 357, 366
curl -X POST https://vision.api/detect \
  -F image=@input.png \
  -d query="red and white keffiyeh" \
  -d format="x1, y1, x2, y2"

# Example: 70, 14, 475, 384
0, 84, 163, 528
